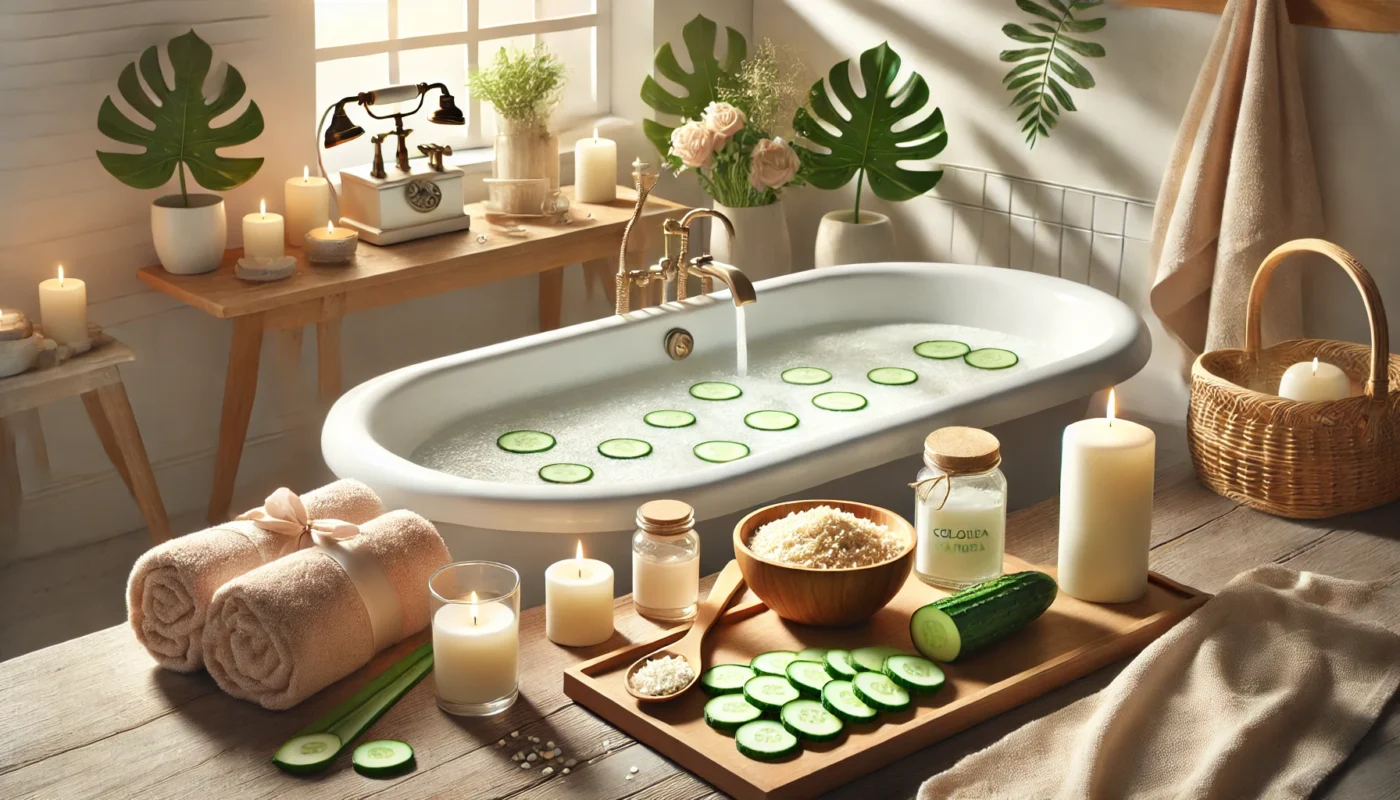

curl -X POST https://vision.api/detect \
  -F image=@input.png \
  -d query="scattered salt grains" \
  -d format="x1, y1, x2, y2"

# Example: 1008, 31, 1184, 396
527, 753, 538, 761
520, 762, 531, 769
626, 775, 634, 781
529, 736, 540, 743
546, 741, 555, 748
630, 766, 639, 774
511, 731, 520, 738
748, 505, 903, 568
601, 740, 611, 749
627, 655, 696, 697
562, 768, 571, 775
565, 758, 577, 767
541, 767, 554, 776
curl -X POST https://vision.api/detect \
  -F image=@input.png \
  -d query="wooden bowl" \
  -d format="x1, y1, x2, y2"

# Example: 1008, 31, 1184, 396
733, 500, 915, 627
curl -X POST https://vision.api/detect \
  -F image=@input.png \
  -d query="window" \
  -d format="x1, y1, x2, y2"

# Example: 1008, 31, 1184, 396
313, 0, 611, 174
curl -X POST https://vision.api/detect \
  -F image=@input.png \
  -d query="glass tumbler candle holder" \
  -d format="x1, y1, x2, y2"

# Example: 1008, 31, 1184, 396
429, 561, 520, 717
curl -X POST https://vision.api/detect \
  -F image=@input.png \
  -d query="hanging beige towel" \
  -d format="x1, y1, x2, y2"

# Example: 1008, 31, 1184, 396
919, 566, 1400, 800
1148, 0, 1323, 355
126, 481, 385, 672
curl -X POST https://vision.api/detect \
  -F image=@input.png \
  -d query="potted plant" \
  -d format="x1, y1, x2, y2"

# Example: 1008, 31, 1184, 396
470, 44, 566, 214
97, 30, 263, 275
642, 17, 806, 280
794, 42, 947, 268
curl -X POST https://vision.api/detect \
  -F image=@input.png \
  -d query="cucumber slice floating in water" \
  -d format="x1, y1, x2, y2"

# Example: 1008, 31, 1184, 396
597, 438, 652, 459
496, 430, 555, 454
704, 694, 763, 733
812, 391, 868, 412
273, 733, 342, 775
700, 664, 757, 696
780, 699, 845, 742
690, 381, 743, 401
964, 348, 1020, 370
694, 441, 750, 463
786, 659, 833, 697
744, 410, 799, 431
735, 719, 799, 761
743, 675, 801, 713
538, 463, 593, 484
868, 367, 918, 386
914, 340, 972, 360
824, 649, 858, 680
850, 645, 906, 673
644, 409, 696, 428
352, 739, 415, 778
822, 680, 878, 723
781, 366, 833, 385
883, 655, 946, 695
852, 671, 911, 712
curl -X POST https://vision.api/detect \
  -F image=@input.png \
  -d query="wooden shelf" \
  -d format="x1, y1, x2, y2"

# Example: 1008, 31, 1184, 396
1119, 0, 1400, 33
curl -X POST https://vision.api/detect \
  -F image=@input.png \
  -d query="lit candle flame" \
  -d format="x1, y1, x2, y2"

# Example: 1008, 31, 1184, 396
593, 126, 599, 142
470, 590, 478, 625
303, 165, 309, 181
57, 265, 64, 286
259, 199, 266, 218
327, 220, 335, 234
1107, 388, 1116, 426
576, 540, 584, 579
1312, 357, 1319, 376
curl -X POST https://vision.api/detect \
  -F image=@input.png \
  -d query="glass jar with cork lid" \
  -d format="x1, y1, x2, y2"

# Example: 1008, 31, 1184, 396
912, 426, 1007, 590
631, 499, 701, 621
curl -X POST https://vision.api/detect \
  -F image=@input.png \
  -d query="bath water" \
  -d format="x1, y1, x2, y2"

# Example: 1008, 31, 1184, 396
411, 322, 1053, 486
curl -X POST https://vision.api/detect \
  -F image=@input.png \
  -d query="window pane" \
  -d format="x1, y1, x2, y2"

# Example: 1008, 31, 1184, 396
315, 0, 388, 49
477, 35, 536, 137
539, 0, 593, 17
316, 54, 389, 175
398, 0, 465, 38
399, 45, 471, 150
480, 0, 533, 28
540, 26, 595, 127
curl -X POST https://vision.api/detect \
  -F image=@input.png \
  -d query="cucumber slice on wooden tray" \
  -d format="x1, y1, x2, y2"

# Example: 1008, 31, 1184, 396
910, 571, 1058, 662
700, 664, 757, 696
274, 733, 342, 775
704, 694, 763, 733
812, 391, 868, 412
914, 340, 971, 360
851, 671, 911, 712
538, 463, 593, 484
883, 655, 946, 694
780, 699, 844, 742
690, 381, 743, 401
743, 675, 801, 713
735, 719, 799, 761
751, 650, 799, 677
785, 659, 833, 697
597, 438, 652, 459
694, 441, 750, 463
496, 430, 555, 454
794, 647, 829, 664
744, 410, 799, 431
850, 645, 906, 673
821, 680, 878, 723
352, 740, 415, 778
867, 367, 918, 386
824, 649, 858, 680
780, 366, 832, 385
964, 348, 1019, 370
643, 410, 696, 428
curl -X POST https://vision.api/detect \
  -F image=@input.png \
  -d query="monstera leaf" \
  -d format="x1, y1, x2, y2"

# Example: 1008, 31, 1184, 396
640, 14, 746, 157
97, 29, 263, 204
793, 42, 946, 221
1001, 0, 1107, 148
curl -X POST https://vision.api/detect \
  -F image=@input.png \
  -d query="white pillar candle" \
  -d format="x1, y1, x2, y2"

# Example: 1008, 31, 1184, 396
284, 166, 331, 245
1278, 357, 1349, 401
545, 541, 614, 647
432, 593, 519, 706
573, 129, 618, 204
38, 266, 87, 344
1058, 389, 1156, 603
242, 200, 284, 260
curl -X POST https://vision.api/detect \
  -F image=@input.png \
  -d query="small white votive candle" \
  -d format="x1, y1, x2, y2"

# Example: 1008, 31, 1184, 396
242, 200, 284, 260
38, 265, 87, 345
574, 128, 618, 204
545, 541, 614, 647
305, 220, 359, 265
1278, 357, 1349, 402
284, 166, 331, 245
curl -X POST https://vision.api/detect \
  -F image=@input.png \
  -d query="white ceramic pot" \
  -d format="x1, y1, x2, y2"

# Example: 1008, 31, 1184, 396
151, 193, 227, 275
814, 209, 896, 268
709, 200, 791, 281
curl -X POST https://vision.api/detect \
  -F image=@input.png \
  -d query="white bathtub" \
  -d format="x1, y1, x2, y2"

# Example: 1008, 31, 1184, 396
324, 263, 1149, 605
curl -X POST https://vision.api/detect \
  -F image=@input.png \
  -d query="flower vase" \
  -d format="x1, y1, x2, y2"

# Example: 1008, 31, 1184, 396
708, 201, 791, 282
814, 210, 896, 268
490, 118, 559, 215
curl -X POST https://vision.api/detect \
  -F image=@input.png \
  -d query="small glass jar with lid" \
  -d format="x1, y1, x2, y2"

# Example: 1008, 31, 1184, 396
913, 426, 1007, 590
631, 499, 701, 621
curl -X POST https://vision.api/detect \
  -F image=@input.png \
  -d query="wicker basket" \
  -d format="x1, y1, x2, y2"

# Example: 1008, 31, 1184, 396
1188, 239, 1400, 519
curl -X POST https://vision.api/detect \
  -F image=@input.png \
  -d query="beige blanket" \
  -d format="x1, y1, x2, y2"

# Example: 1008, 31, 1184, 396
919, 566, 1400, 799
1148, 0, 1323, 355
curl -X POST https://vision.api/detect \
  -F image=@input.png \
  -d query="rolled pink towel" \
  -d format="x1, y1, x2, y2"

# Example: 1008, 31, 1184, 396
126, 480, 384, 672
202, 510, 451, 709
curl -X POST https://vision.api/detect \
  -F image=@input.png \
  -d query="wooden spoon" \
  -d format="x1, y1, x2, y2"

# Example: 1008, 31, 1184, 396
624, 559, 747, 703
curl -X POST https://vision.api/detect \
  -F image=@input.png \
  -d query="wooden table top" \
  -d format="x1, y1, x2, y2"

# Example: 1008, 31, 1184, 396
2, 465, 1397, 799
136, 186, 687, 320
0, 332, 130, 417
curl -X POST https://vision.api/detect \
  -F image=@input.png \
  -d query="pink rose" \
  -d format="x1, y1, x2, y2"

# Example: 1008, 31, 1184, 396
669, 120, 717, 169
749, 137, 800, 191
701, 101, 746, 148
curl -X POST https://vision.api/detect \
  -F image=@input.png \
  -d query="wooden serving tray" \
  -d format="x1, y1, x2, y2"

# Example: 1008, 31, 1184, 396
564, 555, 1207, 800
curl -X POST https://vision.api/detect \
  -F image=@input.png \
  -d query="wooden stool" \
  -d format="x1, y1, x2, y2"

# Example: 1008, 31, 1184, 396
0, 334, 170, 545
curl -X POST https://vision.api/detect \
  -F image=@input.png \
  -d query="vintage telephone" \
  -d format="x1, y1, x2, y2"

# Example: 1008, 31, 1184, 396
320, 82, 472, 245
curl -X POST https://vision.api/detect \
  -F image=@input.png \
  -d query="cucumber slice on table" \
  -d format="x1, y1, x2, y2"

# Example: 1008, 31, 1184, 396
644, 410, 696, 428
751, 650, 799, 677
743, 675, 801, 713
700, 664, 757, 696
852, 671, 911, 712
735, 720, 799, 761
867, 367, 918, 386
597, 438, 652, 459
850, 645, 906, 673
821, 680, 878, 723
496, 430, 555, 454
824, 649, 858, 680
786, 659, 833, 697
538, 463, 593, 484
274, 733, 342, 775
883, 655, 946, 694
694, 441, 750, 463
812, 391, 868, 412
910, 571, 1058, 662
780, 699, 845, 743
781, 366, 832, 385
690, 381, 743, 401
914, 340, 971, 360
704, 694, 763, 733
795, 647, 829, 664
963, 348, 1020, 370
744, 410, 799, 431
352, 740, 415, 778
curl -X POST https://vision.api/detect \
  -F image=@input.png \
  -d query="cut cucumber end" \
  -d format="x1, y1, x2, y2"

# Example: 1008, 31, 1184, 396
597, 438, 652, 459
744, 410, 799, 431
643, 410, 696, 428
352, 739, 415, 778
964, 348, 1020, 370
694, 440, 750, 463
914, 340, 971, 360
867, 367, 918, 386
812, 391, 868, 412
690, 381, 743, 401
496, 430, 555, 454
909, 605, 963, 662
273, 733, 342, 775
781, 366, 832, 385
538, 463, 594, 484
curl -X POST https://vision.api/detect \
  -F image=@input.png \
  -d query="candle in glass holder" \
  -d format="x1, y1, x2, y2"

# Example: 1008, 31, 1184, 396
1278, 357, 1349, 401
574, 129, 618, 204
38, 266, 87, 344
430, 562, 520, 717
242, 200, 284, 260
284, 166, 331, 245
545, 541, 614, 646
305, 220, 359, 264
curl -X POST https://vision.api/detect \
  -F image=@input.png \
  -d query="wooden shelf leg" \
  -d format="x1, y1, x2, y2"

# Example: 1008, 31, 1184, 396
86, 379, 170, 544
539, 267, 564, 331
82, 389, 134, 494
316, 317, 342, 404
208, 314, 265, 524
0, 416, 20, 547
10, 409, 49, 485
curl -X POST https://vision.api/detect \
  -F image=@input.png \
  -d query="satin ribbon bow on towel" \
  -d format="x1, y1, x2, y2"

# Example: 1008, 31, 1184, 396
238, 488, 403, 651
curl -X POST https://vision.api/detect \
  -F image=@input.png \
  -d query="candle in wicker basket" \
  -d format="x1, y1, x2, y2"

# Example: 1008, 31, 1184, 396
1277, 357, 1348, 401
305, 221, 359, 265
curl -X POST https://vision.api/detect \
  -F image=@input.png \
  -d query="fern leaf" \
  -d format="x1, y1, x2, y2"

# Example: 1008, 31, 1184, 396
999, 0, 1107, 148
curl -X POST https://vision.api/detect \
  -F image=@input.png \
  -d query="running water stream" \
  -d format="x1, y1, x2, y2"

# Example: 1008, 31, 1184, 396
735, 305, 748, 377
